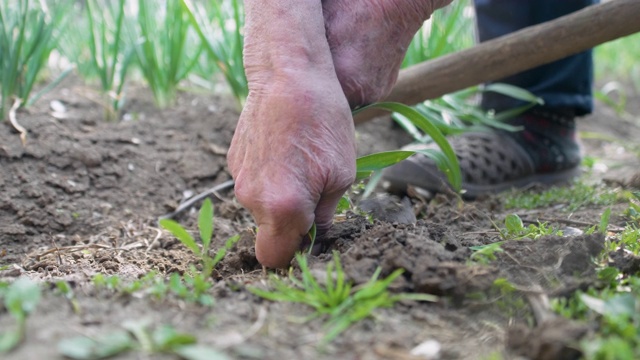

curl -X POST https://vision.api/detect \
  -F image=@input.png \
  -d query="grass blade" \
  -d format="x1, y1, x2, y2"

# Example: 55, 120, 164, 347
159, 219, 200, 256
355, 102, 462, 192
198, 198, 214, 252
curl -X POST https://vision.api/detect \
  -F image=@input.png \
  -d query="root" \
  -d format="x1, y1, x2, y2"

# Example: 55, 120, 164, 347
9, 98, 27, 146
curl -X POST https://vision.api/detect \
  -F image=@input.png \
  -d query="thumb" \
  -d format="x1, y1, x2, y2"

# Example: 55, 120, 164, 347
253, 197, 315, 268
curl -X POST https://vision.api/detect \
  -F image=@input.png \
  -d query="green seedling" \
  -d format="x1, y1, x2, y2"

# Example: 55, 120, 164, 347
490, 278, 531, 320
469, 242, 504, 265
550, 213, 640, 359
250, 252, 436, 343
0, 0, 71, 133
182, 0, 247, 108
55, 281, 81, 314
129, 0, 203, 107
58, 320, 229, 360
92, 273, 121, 290
0, 278, 41, 353
354, 102, 462, 192
500, 214, 562, 240
61, 0, 135, 120
160, 198, 239, 279
160, 198, 240, 305
624, 192, 640, 224
504, 180, 619, 212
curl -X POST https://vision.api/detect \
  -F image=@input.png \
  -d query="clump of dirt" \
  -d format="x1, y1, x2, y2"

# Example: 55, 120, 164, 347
496, 233, 605, 296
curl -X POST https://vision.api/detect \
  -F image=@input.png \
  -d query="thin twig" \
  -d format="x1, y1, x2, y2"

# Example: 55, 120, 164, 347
9, 98, 27, 146
28, 244, 128, 260
158, 179, 235, 221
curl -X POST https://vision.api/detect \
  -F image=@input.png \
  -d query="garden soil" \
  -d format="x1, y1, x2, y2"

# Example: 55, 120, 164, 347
1, 79, 640, 360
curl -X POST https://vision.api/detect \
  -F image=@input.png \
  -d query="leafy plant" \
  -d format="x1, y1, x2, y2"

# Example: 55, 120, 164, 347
469, 242, 504, 265
0, 0, 71, 121
249, 252, 437, 343
0, 278, 41, 353
354, 102, 462, 192
500, 214, 562, 240
552, 277, 640, 359
182, 0, 247, 108
394, 84, 543, 145
130, 0, 203, 107
159, 198, 240, 305
58, 320, 229, 360
60, 0, 135, 120
402, 0, 474, 68
160, 198, 237, 279
55, 281, 81, 314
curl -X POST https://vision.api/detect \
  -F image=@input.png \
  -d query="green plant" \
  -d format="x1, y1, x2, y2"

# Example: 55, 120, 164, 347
61, 0, 135, 120
130, 0, 203, 107
394, 84, 543, 145
402, 0, 474, 68
55, 281, 81, 314
58, 320, 229, 360
0, 278, 41, 353
504, 180, 620, 212
159, 198, 240, 305
552, 277, 640, 359
355, 102, 462, 192
0, 0, 71, 122
182, 0, 247, 108
595, 32, 640, 97
160, 198, 238, 279
469, 242, 504, 264
249, 252, 436, 343
500, 214, 562, 240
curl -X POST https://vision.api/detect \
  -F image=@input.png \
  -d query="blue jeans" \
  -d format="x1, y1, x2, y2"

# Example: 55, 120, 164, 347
474, 0, 598, 116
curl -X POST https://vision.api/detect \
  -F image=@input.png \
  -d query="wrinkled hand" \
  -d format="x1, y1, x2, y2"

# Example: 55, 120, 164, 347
228, 1, 356, 268
323, 0, 452, 107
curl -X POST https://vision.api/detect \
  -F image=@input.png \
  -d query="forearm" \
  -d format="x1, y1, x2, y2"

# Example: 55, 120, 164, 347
244, 0, 335, 81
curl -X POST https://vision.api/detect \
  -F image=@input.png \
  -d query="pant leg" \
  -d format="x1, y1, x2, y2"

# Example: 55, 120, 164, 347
474, 0, 597, 116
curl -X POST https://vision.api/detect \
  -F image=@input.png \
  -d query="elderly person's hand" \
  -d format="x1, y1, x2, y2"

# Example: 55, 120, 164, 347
229, 0, 451, 268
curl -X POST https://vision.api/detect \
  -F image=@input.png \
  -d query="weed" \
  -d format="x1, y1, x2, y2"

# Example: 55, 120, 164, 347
402, 0, 474, 68
552, 276, 640, 359
160, 198, 239, 280
550, 209, 640, 359
491, 278, 531, 320
355, 102, 462, 192
500, 214, 563, 240
0, 278, 41, 353
469, 242, 504, 265
182, 0, 247, 108
58, 320, 229, 360
129, 0, 203, 107
55, 281, 81, 314
249, 252, 436, 343
0, 0, 71, 120
504, 180, 619, 212
469, 214, 564, 264
61, 0, 135, 120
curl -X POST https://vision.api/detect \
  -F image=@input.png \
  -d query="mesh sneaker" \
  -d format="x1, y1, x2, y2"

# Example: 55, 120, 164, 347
383, 108, 582, 198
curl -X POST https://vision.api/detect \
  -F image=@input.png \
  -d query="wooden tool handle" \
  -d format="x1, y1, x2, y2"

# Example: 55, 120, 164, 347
354, 0, 640, 124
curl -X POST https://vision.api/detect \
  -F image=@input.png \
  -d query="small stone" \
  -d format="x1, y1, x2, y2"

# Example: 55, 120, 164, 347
410, 339, 441, 359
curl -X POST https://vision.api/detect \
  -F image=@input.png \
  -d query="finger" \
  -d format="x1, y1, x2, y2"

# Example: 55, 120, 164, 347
313, 189, 347, 235
251, 195, 316, 268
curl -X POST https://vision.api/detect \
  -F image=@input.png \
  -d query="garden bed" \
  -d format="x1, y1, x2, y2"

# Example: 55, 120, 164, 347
1, 78, 639, 360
